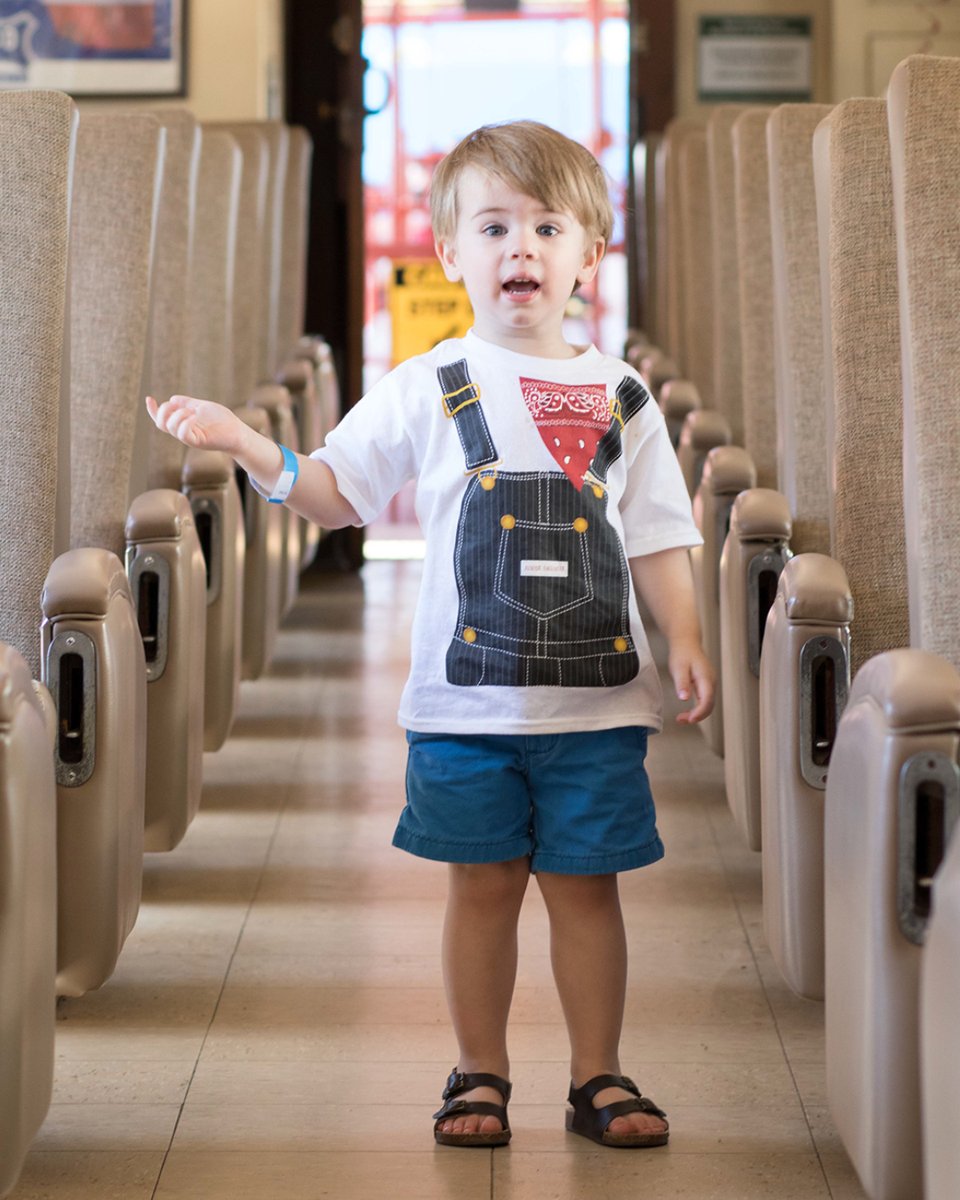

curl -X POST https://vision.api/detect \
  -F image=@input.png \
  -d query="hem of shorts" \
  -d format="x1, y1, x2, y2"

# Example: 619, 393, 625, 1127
531, 836, 665, 876
398, 713, 664, 736
392, 827, 532, 864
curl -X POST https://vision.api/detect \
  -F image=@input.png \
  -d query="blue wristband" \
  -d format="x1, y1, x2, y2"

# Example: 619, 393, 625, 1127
262, 443, 298, 504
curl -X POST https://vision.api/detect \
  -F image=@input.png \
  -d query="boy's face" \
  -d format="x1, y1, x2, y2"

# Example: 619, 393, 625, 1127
435, 167, 604, 358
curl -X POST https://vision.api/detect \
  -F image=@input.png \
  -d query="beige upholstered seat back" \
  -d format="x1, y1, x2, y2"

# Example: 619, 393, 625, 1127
0, 93, 75, 679
221, 126, 267, 408
888, 55, 960, 667
732, 108, 776, 488
707, 106, 747, 445
185, 130, 244, 753
678, 130, 713, 407
70, 114, 163, 561
188, 131, 241, 406
825, 99, 908, 675
145, 110, 200, 490
634, 134, 660, 345
661, 117, 702, 370
213, 120, 288, 379
277, 126, 312, 364
767, 104, 833, 555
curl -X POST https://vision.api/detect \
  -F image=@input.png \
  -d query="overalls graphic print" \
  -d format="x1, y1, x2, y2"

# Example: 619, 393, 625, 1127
440, 359, 649, 687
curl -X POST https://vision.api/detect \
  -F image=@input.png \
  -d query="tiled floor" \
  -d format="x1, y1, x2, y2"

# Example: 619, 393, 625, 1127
10, 561, 868, 1199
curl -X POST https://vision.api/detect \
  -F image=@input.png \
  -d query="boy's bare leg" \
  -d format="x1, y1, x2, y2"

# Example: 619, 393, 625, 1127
438, 858, 530, 1136
536, 871, 668, 1138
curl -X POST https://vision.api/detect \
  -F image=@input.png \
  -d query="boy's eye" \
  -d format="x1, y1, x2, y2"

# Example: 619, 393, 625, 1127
481, 223, 506, 237
537, 224, 560, 237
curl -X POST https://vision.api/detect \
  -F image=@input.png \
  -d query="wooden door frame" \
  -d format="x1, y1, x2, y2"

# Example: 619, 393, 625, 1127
285, 0, 366, 567
627, 0, 675, 330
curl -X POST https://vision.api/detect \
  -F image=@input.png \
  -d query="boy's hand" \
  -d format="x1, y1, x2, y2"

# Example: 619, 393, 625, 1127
668, 640, 715, 724
146, 394, 248, 457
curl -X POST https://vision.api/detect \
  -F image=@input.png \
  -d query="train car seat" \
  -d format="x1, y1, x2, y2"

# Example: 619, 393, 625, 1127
719, 104, 831, 856
816, 68, 950, 1200
760, 101, 907, 998
706, 106, 747, 446
47, 113, 169, 996
134, 110, 207, 851
678, 131, 714, 407
183, 129, 245, 752
0, 89, 72, 1197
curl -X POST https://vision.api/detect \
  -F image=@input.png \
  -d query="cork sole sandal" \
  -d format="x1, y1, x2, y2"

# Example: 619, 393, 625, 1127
433, 1069, 512, 1147
565, 1073, 669, 1148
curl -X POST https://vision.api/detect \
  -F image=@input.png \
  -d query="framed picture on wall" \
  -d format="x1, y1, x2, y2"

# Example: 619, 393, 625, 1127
0, 1, 188, 97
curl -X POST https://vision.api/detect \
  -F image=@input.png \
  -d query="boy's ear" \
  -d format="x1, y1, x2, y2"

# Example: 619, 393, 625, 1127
435, 238, 461, 283
576, 237, 605, 287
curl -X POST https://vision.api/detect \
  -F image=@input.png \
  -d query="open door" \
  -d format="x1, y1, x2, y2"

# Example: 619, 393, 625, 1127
285, 0, 366, 569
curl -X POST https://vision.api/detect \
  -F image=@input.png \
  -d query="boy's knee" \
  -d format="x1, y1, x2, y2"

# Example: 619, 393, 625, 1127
537, 870, 620, 909
448, 857, 530, 903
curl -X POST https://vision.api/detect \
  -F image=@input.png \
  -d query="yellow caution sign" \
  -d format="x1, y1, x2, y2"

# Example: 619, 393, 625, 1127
389, 259, 473, 365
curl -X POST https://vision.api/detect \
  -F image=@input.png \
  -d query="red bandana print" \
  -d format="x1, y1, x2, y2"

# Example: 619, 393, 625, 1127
519, 377, 610, 490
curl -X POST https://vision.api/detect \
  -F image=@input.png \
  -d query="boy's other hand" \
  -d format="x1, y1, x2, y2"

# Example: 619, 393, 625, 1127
145, 394, 247, 457
668, 641, 715, 724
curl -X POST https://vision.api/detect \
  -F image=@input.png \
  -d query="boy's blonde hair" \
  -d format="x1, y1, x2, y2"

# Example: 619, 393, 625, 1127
431, 120, 614, 246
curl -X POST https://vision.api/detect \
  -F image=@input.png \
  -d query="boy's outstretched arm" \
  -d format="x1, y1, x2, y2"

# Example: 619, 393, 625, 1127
146, 394, 359, 529
629, 547, 715, 724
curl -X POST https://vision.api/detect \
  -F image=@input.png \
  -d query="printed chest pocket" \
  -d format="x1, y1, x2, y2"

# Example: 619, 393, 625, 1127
494, 515, 594, 619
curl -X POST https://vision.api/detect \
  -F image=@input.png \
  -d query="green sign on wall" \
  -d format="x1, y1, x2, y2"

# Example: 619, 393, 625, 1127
698, 15, 814, 103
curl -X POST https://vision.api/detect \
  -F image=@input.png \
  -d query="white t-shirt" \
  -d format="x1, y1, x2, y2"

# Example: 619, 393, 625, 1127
311, 330, 702, 734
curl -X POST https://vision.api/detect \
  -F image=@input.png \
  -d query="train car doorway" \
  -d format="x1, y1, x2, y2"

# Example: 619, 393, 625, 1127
360, 0, 630, 553
286, 0, 646, 558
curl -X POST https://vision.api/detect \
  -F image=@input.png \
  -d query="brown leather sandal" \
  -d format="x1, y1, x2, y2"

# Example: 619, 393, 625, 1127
433, 1068, 512, 1147
565, 1073, 669, 1148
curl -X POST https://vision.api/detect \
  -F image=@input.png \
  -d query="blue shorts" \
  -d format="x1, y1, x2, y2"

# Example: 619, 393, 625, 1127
393, 727, 664, 875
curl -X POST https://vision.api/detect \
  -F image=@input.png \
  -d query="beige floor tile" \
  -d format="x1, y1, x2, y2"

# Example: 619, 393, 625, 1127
636, 1061, 802, 1109
790, 1062, 829, 1109
122, 901, 249, 956
185, 1059, 452, 1107
493, 1150, 831, 1199
198, 1022, 462, 1064
819, 1154, 870, 1199
6, 1152, 164, 1199
51, 1061, 193, 1105
32, 1104, 179, 1151
223, 950, 447, 988
173, 1102, 434, 1153
154, 1150, 491, 1200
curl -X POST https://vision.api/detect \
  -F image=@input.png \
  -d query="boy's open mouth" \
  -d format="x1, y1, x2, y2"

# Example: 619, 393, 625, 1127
503, 277, 540, 295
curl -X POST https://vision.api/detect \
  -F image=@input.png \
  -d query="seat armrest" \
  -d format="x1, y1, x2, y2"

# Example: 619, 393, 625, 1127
0, 643, 39, 726
182, 448, 232, 488
41, 547, 132, 619
250, 382, 293, 425
778, 554, 853, 624
679, 407, 729, 451
31, 679, 57, 746
730, 488, 792, 541
849, 648, 960, 731
125, 489, 195, 542
238, 406, 272, 437
640, 352, 679, 395
702, 445, 756, 495
276, 358, 312, 393
660, 379, 701, 423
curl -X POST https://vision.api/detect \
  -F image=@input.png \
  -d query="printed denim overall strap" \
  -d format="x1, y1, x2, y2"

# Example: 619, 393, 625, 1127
584, 375, 650, 494
438, 359, 500, 473
439, 360, 641, 689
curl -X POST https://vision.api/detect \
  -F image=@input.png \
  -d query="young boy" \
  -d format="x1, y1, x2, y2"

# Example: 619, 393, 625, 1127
147, 120, 714, 1150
